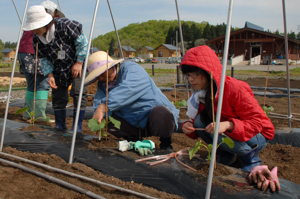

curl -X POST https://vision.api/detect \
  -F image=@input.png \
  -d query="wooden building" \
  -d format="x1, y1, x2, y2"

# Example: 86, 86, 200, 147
138, 46, 154, 59
114, 46, 136, 58
154, 44, 181, 57
1, 48, 16, 61
205, 22, 300, 64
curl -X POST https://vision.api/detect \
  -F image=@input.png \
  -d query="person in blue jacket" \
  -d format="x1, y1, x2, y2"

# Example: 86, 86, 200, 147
84, 51, 179, 150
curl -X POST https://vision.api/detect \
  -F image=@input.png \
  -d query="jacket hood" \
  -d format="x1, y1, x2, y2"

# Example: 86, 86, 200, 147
180, 45, 224, 100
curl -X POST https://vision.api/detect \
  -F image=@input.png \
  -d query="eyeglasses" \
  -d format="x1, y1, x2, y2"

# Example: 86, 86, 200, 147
184, 71, 201, 80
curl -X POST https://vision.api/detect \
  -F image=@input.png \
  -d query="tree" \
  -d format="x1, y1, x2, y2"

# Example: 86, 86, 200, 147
108, 37, 116, 56
288, 31, 296, 39
202, 23, 211, 40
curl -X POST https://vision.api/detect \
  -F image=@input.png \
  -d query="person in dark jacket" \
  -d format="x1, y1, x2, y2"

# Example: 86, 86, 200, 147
23, 5, 88, 134
180, 45, 275, 172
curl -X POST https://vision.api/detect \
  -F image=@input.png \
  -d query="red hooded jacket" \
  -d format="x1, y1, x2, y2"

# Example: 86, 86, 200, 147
180, 45, 275, 142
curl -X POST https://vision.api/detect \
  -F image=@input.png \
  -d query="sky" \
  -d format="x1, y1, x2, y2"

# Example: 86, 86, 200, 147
1, 0, 299, 43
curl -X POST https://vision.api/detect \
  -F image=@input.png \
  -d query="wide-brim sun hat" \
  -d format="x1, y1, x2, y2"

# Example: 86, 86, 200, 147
40, 0, 65, 18
23, 5, 53, 31
84, 51, 124, 86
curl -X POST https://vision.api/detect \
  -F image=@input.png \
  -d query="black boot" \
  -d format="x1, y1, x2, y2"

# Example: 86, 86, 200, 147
159, 137, 173, 152
54, 109, 68, 130
216, 148, 236, 166
71, 109, 85, 133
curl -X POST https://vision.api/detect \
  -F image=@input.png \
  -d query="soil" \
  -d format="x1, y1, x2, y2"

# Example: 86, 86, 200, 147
0, 72, 300, 198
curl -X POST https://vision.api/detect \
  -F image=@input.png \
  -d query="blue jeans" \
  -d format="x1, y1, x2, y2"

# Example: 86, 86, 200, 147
19, 53, 49, 92
193, 114, 269, 155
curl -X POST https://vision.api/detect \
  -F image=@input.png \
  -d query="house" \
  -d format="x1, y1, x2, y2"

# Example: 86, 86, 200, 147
205, 21, 300, 65
114, 46, 136, 58
1, 48, 16, 61
138, 46, 154, 59
154, 44, 181, 58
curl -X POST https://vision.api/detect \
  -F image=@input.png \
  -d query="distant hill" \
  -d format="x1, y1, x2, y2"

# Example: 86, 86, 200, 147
92, 19, 209, 55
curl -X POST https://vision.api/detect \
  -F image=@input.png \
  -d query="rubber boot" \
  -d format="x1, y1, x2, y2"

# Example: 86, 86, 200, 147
54, 109, 68, 130
237, 144, 262, 172
71, 109, 85, 133
23, 91, 34, 119
159, 137, 173, 152
34, 91, 48, 120
216, 148, 236, 166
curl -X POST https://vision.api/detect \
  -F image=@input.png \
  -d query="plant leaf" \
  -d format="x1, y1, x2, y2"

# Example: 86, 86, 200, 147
188, 140, 202, 160
178, 100, 187, 107
45, 116, 50, 125
109, 116, 121, 129
88, 118, 102, 132
223, 137, 234, 148
29, 111, 35, 118
15, 107, 28, 115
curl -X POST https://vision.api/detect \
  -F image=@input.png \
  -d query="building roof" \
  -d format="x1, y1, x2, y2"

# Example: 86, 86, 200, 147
121, 46, 136, 51
143, 46, 154, 50
244, 21, 264, 31
157, 44, 180, 50
1, 48, 15, 53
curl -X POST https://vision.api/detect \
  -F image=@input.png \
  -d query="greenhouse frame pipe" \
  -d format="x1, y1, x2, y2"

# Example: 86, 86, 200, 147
0, 152, 158, 199
56, 0, 62, 13
69, 0, 100, 164
282, 0, 292, 127
11, 0, 21, 24
0, 0, 29, 152
205, 0, 234, 198
107, 0, 124, 59
174, 0, 189, 100
0, 158, 106, 199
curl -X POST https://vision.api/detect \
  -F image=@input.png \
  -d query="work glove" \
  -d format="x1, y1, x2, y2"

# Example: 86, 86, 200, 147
248, 165, 281, 192
133, 140, 155, 156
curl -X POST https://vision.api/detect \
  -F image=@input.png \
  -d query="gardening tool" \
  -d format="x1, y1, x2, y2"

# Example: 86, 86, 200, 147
135, 147, 201, 172
118, 140, 155, 156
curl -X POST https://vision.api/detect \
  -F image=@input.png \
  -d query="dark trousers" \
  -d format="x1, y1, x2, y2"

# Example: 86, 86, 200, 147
52, 76, 87, 110
107, 105, 175, 139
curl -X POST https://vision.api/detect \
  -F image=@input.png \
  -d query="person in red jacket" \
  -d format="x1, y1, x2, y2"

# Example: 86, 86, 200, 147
181, 45, 275, 172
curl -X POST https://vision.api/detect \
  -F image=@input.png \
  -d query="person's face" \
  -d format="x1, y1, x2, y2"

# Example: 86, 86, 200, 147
185, 71, 209, 90
33, 27, 47, 36
97, 67, 116, 83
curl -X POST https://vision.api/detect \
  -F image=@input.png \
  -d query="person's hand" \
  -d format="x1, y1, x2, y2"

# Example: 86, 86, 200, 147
205, 121, 234, 134
92, 103, 108, 123
71, 61, 83, 78
182, 122, 195, 134
249, 165, 281, 192
48, 73, 57, 89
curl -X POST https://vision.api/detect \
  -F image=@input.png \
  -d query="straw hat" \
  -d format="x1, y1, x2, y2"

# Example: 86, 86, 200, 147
84, 51, 124, 86
23, 5, 53, 31
40, 0, 65, 18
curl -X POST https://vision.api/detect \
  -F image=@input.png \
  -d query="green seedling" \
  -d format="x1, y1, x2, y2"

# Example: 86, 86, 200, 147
172, 99, 187, 109
262, 106, 274, 116
15, 107, 50, 126
188, 137, 234, 162
88, 116, 121, 141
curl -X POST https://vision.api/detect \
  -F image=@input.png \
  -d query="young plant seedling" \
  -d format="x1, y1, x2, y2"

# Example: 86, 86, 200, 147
262, 106, 274, 116
188, 137, 234, 162
15, 107, 50, 126
88, 116, 121, 141
172, 99, 187, 109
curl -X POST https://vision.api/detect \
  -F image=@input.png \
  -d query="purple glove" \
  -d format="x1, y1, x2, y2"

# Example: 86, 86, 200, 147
248, 165, 281, 192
